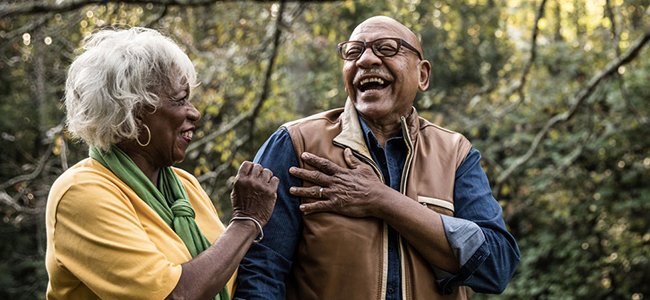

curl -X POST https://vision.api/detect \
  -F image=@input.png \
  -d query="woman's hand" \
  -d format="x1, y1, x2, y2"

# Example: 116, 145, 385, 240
230, 161, 279, 226
167, 162, 278, 300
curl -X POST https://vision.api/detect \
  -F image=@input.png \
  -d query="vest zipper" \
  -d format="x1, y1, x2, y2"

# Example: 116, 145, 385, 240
332, 140, 388, 300
332, 141, 385, 183
336, 116, 415, 300
399, 116, 414, 193
399, 116, 414, 300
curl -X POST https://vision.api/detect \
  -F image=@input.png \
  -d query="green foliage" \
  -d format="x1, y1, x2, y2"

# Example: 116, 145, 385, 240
0, 223, 48, 300
1, 0, 649, 299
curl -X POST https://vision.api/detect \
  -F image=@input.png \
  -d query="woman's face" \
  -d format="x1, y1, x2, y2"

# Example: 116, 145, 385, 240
140, 78, 200, 167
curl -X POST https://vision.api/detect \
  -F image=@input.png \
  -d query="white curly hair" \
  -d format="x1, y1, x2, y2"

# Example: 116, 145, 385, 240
64, 27, 197, 151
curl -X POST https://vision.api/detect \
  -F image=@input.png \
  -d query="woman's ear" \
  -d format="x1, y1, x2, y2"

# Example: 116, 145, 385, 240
418, 60, 431, 91
135, 113, 144, 125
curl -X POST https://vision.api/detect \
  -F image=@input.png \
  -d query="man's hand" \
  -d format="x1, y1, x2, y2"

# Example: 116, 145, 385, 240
289, 148, 394, 217
231, 161, 279, 227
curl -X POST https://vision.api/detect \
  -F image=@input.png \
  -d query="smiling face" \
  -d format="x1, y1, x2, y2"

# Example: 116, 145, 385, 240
139, 77, 200, 167
343, 16, 431, 125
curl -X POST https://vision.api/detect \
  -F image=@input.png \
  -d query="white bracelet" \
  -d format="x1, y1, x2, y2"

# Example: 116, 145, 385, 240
230, 216, 264, 243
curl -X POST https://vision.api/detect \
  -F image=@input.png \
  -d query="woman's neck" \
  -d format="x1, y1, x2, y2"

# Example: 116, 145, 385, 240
116, 143, 161, 188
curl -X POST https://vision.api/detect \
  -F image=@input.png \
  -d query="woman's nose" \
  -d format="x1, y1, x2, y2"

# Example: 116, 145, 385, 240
187, 103, 201, 121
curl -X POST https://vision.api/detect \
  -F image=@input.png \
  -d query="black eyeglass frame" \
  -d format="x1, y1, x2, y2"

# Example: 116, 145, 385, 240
337, 37, 423, 61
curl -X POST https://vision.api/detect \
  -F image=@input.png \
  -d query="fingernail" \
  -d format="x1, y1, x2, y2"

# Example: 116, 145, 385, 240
290, 187, 296, 193
299, 205, 305, 211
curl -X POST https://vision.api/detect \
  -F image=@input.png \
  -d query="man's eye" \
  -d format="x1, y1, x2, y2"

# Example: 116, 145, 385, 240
377, 45, 397, 55
345, 48, 362, 56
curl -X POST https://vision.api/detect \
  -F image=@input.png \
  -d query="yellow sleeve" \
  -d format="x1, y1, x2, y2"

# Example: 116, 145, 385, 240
52, 181, 181, 300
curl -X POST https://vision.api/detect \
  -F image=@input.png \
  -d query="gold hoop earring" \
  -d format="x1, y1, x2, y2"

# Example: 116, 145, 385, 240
136, 124, 151, 147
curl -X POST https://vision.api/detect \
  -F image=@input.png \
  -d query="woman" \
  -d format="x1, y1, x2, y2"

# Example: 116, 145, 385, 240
45, 27, 278, 300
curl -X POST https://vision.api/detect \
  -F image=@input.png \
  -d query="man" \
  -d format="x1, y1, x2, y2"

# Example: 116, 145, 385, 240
234, 16, 520, 299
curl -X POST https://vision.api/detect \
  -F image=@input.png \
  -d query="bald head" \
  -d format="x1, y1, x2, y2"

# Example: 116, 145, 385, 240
341, 15, 431, 131
350, 16, 423, 56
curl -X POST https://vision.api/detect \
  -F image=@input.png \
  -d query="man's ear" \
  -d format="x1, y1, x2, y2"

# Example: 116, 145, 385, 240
418, 60, 431, 91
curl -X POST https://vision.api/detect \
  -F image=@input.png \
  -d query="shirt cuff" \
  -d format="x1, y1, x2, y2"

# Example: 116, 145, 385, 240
433, 215, 489, 295
440, 214, 485, 266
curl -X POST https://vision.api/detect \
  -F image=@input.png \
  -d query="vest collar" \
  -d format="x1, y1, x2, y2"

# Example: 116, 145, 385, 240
333, 98, 421, 158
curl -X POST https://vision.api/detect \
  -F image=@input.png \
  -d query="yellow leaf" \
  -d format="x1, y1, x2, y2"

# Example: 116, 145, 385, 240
328, 30, 337, 43
470, 126, 479, 137
345, 0, 355, 14
501, 184, 510, 195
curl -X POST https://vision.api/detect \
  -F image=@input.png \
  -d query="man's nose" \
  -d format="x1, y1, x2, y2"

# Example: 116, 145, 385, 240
355, 46, 382, 68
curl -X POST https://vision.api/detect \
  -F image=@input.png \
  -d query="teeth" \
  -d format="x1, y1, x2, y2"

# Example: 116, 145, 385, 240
180, 131, 193, 139
359, 77, 385, 86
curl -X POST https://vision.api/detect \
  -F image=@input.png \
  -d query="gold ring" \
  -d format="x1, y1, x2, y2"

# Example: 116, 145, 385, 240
318, 187, 324, 198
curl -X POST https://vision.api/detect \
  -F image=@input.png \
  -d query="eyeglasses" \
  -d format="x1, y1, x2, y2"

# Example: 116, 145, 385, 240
337, 37, 423, 61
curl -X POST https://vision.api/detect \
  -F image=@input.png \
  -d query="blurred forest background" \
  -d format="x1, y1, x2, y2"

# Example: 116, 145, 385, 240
1, 0, 649, 299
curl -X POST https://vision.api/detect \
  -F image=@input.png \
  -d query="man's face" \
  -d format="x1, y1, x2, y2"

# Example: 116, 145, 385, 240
342, 18, 429, 125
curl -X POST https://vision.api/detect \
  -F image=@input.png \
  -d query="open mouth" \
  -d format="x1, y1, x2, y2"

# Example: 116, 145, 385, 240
357, 77, 391, 92
180, 130, 193, 141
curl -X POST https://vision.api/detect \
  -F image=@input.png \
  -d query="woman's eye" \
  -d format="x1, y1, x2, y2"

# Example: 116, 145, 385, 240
175, 96, 189, 104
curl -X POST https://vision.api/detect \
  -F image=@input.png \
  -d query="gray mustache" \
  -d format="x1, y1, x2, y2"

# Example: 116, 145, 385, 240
353, 68, 392, 83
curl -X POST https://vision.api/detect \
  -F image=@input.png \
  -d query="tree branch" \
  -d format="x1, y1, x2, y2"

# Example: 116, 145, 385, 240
1, 12, 53, 42
0, 135, 57, 191
494, 0, 547, 116
197, 135, 249, 184
199, 135, 249, 199
496, 27, 650, 183
187, 107, 250, 152
0, 0, 334, 19
0, 192, 39, 216
188, 1, 287, 153
605, 0, 621, 57
141, 4, 169, 28
248, 0, 285, 154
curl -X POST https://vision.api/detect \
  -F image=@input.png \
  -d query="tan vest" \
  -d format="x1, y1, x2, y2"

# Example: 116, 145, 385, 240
282, 100, 473, 300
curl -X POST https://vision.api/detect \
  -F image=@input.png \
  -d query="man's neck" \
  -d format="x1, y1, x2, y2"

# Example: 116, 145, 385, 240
360, 116, 403, 148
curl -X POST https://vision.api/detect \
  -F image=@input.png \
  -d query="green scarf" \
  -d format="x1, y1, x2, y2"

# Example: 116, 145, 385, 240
90, 145, 229, 300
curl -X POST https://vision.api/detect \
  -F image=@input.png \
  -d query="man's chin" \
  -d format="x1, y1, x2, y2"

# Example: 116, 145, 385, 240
355, 105, 393, 122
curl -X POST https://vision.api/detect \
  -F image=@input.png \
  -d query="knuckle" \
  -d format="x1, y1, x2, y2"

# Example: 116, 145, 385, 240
313, 172, 325, 182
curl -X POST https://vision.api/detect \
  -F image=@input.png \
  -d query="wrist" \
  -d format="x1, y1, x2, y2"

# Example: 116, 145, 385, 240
230, 216, 264, 243
373, 188, 401, 219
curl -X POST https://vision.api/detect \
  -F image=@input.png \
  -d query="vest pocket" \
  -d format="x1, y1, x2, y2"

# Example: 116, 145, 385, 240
417, 196, 454, 216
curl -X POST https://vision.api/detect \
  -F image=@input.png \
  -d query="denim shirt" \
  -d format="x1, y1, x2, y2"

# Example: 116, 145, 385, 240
234, 119, 520, 299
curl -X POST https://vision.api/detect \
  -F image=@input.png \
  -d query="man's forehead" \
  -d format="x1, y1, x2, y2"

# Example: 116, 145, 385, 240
349, 17, 420, 47
351, 22, 401, 38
